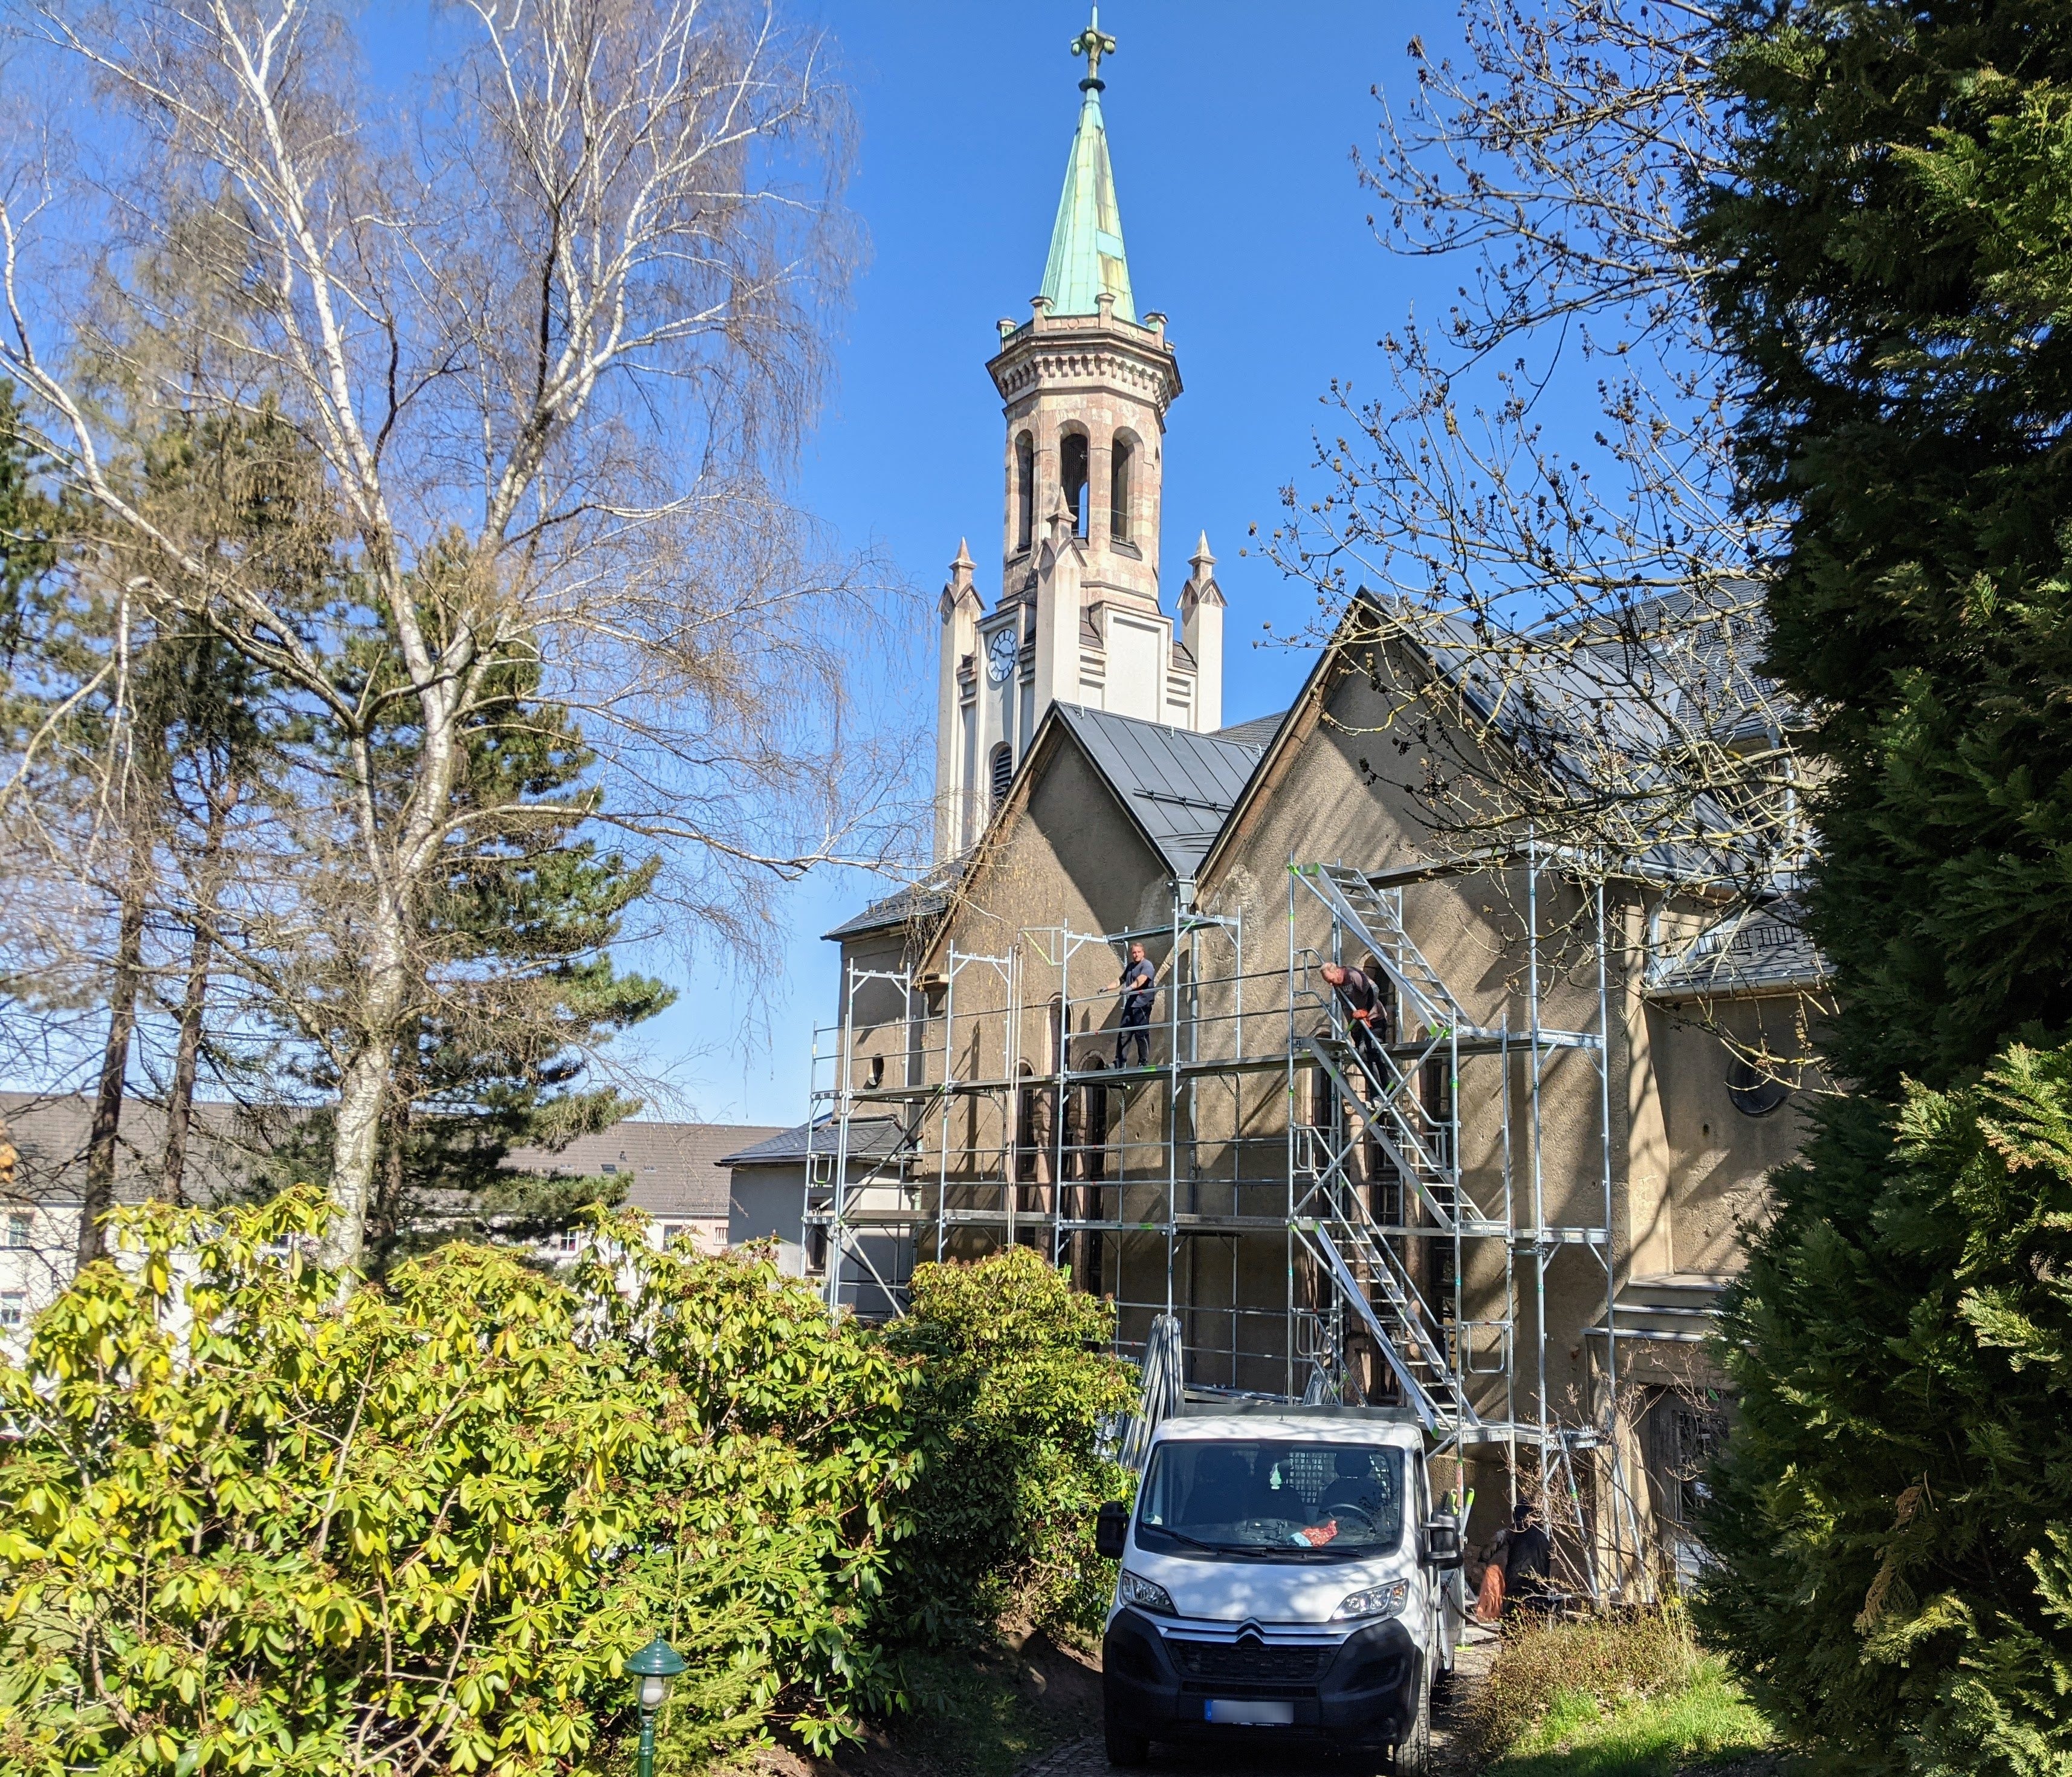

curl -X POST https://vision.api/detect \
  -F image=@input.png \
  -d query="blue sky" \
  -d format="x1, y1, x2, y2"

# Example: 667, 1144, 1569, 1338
639, 1, 1468, 1126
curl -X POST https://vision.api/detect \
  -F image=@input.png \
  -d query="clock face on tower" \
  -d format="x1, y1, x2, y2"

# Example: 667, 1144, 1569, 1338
986, 628, 1018, 684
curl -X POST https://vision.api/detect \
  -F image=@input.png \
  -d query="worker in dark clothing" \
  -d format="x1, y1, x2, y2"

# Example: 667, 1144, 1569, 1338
1113, 942, 1157, 1067
1497, 1500, 1552, 1619
1320, 961, 1393, 1079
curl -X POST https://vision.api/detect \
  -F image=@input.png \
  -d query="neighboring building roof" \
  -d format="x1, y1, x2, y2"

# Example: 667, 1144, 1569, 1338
821, 877, 956, 943
719, 1116, 906, 1170
1040, 59, 1135, 321
502, 1120, 786, 1220
1644, 897, 1828, 1001
1211, 710, 1288, 750
1052, 702, 1269, 878
0, 1092, 785, 1226
0, 1090, 284, 1208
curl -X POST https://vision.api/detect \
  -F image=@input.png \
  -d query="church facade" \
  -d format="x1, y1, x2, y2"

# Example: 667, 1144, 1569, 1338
802, 22, 1820, 1590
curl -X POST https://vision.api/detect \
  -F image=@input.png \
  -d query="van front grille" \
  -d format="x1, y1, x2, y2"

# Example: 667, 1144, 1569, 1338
1167, 1638, 1328, 1684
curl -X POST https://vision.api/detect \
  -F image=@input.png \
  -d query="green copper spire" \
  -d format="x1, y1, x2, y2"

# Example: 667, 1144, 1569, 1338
1038, 7, 1136, 324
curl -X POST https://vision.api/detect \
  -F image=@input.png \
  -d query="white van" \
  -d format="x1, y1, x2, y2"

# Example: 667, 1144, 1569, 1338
1093, 1403, 1465, 1772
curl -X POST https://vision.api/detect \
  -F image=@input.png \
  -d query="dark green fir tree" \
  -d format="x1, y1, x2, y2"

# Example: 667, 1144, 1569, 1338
367, 658, 677, 1263
283, 550, 674, 1271
1689, 4, 2072, 1771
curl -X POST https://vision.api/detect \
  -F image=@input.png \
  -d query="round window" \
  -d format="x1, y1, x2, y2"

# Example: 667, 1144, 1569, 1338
1726, 1056, 1790, 1118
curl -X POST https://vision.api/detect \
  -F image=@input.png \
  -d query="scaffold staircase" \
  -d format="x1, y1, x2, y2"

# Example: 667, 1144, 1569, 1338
1292, 861, 1506, 1432
1303, 1208, 1480, 1430
1307, 865, 1490, 1041
1300, 1031, 1474, 1234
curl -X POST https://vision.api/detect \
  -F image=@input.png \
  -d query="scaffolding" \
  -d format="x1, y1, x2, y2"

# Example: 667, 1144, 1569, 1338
803, 850, 1644, 1597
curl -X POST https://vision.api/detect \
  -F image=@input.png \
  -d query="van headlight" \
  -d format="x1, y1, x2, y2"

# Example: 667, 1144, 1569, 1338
1118, 1569, 1176, 1615
1333, 1579, 1409, 1622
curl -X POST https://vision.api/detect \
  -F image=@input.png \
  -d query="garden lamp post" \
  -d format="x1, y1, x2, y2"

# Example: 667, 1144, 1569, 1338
626, 1635, 685, 1777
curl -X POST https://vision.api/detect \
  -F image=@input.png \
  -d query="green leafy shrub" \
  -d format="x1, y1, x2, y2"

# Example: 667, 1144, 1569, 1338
0, 1191, 923, 1776
887, 1246, 1136, 1643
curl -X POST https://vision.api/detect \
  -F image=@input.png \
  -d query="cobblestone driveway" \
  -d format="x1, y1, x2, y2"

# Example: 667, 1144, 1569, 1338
1012, 1630, 1495, 1777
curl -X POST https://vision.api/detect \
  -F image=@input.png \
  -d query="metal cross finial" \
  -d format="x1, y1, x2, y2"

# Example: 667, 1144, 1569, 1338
1071, 5, 1116, 91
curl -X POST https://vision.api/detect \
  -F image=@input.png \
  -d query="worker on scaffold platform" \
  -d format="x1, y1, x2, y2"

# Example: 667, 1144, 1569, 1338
1112, 941, 1157, 1068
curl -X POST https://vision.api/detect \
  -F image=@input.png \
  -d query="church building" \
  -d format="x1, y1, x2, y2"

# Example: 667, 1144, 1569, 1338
786, 16, 1823, 1594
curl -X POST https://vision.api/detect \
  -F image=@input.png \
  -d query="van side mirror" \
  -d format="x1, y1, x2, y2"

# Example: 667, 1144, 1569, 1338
1095, 1500, 1130, 1560
1423, 1514, 1463, 1569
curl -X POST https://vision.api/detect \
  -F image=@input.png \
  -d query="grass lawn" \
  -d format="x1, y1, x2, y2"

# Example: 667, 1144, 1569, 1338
1483, 1651, 1778, 1777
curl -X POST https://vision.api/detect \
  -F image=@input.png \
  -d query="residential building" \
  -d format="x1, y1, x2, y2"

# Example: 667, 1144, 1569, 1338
0, 1090, 782, 1351
503, 1121, 783, 1257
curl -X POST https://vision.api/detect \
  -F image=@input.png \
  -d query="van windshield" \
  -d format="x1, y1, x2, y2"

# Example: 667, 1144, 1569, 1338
1136, 1439, 1406, 1561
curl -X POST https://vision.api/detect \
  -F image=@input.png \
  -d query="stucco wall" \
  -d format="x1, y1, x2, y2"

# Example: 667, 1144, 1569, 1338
817, 635, 1817, 1434
1644, 994, 1812, 1275
728, 1165, 811, 1276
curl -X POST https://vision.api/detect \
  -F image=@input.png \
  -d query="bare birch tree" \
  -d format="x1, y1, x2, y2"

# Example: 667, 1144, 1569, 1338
1267, 2, 1808, 912
0, 0, 886, 1270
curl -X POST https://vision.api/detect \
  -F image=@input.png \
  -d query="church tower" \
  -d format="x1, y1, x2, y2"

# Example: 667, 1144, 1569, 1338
934, 10, 1224, 858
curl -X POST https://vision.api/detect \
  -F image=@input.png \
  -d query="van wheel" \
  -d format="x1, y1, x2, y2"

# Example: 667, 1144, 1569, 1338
1104, 1707, 1150, 1767
1395, 1671, 1433, 1775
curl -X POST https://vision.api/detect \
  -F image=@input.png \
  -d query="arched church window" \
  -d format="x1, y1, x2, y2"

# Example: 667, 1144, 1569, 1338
989, 742, 1014, 809
1015, 431, 1034, 552
1110, 435, 1133, 542
1060, 432, 1089, 539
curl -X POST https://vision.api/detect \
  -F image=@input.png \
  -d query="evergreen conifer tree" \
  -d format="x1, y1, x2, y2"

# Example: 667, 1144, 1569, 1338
1690, 5, 2072, 1769
360, 655, 677, 1266
0, 383, 60, 664
277, 593, 675, 1270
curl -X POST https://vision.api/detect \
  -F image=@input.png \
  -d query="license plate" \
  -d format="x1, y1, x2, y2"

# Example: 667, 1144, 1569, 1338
1203, 1698, 1295, 1726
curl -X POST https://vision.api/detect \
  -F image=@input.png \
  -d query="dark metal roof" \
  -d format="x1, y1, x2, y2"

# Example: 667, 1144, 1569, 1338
824, 710, 1282, 948
821, 881, 952, 943
1400, 586, 1805, 892
1211, 710, 1288, 749
719, 1116, 907, 1168
1052, 703, 1269, 878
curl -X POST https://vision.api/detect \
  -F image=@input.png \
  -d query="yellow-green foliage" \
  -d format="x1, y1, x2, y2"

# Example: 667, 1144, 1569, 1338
0, 1190, 925, 1775
889, 1247, 1136, 1642
1472, 1613, 1703, 1764
1486, 1652, 1774, 1776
